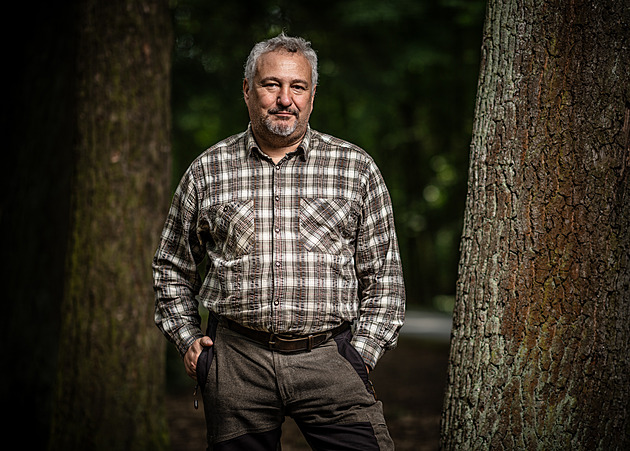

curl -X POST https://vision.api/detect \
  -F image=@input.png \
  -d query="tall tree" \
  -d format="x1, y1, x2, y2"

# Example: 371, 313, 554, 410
48, 1, 173, 449
441, 0, 630, 449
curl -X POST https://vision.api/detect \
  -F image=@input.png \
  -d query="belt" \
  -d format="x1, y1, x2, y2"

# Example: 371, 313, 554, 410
225, 318, 350, 352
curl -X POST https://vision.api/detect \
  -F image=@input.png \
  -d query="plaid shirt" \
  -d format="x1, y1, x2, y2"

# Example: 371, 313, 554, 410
153, 126, 405, 368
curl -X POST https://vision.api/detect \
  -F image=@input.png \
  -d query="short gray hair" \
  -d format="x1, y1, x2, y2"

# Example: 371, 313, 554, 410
244, 33, 318, 89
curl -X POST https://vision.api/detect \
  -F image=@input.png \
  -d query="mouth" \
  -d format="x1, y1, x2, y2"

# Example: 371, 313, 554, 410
268, 108, 298, 118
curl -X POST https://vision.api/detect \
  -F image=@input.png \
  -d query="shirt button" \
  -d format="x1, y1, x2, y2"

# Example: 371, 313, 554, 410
275, 227, 280, 233
275, 261, 281, 267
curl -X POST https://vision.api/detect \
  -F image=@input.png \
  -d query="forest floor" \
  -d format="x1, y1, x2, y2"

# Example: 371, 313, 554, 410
166, 334, 451, 451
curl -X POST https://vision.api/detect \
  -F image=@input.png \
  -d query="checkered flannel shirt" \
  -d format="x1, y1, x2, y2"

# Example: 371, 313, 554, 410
153, 125, 405, 369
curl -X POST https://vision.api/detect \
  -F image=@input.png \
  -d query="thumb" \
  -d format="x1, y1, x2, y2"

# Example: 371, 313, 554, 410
199, 336, 214, 347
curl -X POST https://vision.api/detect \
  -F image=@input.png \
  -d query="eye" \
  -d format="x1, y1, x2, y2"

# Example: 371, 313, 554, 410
263, 82, 280, 90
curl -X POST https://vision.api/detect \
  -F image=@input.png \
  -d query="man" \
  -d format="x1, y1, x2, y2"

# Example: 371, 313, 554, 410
153, 33, 405, 450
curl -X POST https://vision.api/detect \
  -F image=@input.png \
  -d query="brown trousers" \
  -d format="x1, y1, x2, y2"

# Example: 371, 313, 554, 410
196, 316, 395, 450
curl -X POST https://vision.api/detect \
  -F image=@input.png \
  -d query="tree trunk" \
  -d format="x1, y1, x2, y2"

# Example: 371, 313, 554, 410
440, 0, 630, 449
49, 1, 173, 449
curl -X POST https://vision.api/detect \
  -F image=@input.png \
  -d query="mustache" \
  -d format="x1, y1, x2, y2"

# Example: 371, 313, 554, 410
268, 107, 298, 116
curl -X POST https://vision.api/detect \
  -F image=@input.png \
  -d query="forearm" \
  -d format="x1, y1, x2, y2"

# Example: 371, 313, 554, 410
153, 168, 207, 357
353, 166, 406, 368
154, 294, 204, 357
351, 289, 405, 369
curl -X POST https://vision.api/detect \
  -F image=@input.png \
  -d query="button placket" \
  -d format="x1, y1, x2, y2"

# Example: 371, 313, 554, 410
271, 162, 283, 321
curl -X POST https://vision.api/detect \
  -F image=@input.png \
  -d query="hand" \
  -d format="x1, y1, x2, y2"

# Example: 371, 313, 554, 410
184, 336, 214, 380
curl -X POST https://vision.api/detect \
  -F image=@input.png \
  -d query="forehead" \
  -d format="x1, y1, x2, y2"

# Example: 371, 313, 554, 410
255, 50, 312, 84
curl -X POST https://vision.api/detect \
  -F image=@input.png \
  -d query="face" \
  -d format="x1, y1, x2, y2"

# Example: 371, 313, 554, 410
244, 50, 316, 147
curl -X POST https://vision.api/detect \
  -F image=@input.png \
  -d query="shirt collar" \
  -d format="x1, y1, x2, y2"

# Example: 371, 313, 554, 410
298, 126, 312, 160
245, 124, 312, 162
245, 124, 259, 157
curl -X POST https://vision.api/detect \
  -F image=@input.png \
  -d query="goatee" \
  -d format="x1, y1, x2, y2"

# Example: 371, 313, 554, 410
264, 108, 299, 137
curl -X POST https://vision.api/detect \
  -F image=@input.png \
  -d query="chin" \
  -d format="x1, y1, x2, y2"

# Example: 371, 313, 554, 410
266, 120, 299, 137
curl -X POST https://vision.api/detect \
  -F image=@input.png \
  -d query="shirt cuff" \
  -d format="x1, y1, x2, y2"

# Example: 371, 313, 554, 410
176, 325, 205, 358
350, 334, 385, 370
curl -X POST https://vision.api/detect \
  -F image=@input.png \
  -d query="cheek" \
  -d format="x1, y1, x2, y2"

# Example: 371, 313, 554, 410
302, 93, 315, 108
257, 92, 278, 109
297, 98, 313, 114
247, 93, 273, 112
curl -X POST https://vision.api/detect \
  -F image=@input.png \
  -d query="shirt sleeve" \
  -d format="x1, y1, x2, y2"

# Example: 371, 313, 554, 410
351, 160, 406, 369
152, 168, 206, 358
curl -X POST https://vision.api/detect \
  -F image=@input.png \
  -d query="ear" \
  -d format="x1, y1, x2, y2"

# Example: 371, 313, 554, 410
243, 78, 250, 101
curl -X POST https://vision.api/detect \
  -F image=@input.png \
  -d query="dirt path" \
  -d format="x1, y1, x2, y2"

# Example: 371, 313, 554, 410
166, 337, 450, 450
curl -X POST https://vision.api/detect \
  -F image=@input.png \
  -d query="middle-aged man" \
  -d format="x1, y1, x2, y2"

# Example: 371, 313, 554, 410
153, 33, 406, 450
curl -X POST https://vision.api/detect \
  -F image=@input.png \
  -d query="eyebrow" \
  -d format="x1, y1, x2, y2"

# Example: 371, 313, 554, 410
259, 76, 310, 86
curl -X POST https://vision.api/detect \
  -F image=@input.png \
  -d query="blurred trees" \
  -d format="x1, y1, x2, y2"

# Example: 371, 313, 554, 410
170, 0, 486, 310
441, 0, 630, 448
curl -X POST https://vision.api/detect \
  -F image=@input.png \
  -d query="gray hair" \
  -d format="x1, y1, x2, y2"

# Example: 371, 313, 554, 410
244, 33, 318, 89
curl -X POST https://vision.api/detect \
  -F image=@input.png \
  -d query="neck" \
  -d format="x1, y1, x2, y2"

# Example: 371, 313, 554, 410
254, 131, 305, 163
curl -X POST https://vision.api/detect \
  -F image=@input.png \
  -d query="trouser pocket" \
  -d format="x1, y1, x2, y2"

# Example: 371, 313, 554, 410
333, 330, 376, 399
196, 314, 219, 391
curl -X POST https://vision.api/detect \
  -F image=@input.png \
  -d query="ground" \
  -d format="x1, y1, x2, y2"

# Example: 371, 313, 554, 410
166, 336, 450, 450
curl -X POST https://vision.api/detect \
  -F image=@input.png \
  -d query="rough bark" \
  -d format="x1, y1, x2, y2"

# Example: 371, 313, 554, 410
49, 1, 173, 449
441, 0, 630, 449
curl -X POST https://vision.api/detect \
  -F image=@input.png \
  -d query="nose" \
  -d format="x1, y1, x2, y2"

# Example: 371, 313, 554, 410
277, 86, 292, 107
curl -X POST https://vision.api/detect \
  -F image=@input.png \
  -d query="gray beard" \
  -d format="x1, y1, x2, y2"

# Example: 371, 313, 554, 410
264, 117, 298, 137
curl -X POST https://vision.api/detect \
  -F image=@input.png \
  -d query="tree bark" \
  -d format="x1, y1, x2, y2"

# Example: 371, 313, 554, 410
441, 0, 630, 449
49, 1, 173, 449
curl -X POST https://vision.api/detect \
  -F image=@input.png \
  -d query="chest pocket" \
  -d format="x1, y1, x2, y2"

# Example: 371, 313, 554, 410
205, 200, 255, 258
299, 198, 360, 255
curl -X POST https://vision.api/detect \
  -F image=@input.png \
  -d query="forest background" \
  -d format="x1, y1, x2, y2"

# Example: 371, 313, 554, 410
2, 0, 485, 447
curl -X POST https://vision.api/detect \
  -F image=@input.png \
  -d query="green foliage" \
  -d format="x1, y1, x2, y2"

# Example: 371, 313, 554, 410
170, 0, 486, 308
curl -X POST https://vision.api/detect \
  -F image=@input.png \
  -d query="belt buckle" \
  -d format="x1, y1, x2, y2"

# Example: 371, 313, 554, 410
268, 333, 315, 352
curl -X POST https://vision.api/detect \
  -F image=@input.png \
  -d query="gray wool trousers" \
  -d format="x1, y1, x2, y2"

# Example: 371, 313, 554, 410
196, 315, 395, 450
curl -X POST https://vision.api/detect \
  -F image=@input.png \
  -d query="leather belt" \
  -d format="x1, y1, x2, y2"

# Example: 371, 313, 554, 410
225, 318, 350, 352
